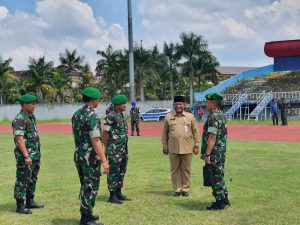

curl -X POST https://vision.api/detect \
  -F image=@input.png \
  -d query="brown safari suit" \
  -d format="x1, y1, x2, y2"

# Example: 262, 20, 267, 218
162, 111, 200, 192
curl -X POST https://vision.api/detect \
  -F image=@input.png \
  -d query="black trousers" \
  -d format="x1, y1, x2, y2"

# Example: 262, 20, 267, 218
272, 113, 278, 125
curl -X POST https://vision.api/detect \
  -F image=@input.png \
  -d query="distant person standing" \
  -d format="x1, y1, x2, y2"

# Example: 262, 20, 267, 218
130, 102, 140, 136
280, 97, 288, 126
271, 99, 279, 125
12, 94, 44, 215
197, 107, 204, 121
162, 96, 200, 197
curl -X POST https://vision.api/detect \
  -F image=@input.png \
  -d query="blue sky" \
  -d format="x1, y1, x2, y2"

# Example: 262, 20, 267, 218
0, 0, 299, 70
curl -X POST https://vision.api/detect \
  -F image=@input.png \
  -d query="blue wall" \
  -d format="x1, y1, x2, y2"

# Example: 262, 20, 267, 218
274, 56, 300, 71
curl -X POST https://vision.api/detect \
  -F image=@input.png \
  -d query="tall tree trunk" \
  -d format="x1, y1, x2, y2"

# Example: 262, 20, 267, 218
162, 81, 166, 100
170, 75, 174, 100
140, 80, 145, 101
189, 69, 194, 106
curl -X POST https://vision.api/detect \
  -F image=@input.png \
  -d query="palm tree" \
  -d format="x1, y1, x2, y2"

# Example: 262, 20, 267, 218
96, 45, 127, 99
51, 69, 71, 103
0, 57, 15, 104
177, 32, 208, 105
163, 42, 181, 99
78, 63, 95, 90
59, 48, 84, 72
26, 56, 54, 101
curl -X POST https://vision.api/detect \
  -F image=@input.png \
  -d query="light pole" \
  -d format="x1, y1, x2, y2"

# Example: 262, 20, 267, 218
127, 0, 135, 101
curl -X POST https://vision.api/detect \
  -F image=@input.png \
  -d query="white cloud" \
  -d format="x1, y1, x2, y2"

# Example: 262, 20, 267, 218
0, 6, 8, 20
0, 0, 127, 70
137, 0, 300, 66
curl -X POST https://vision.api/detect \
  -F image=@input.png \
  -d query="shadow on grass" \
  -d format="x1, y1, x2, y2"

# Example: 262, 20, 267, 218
0, 202, 15, 213
97, 194, 108, 202
51, 218, 78, 225
178, 200, 210, 211
146, 190, 171, 196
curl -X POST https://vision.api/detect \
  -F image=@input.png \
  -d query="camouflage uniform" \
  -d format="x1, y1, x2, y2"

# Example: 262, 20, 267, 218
12, 110, 41, 200
103, 106, 128, 192
201, 109, 228, 201
130, 107, 140, 135
72, 104, 102, 216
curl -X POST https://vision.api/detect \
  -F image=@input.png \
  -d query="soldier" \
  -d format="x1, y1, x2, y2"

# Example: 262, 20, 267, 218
130, 102, 140, 136
12, 94, 44, 214
72, 87, 109, 225
280, 97, 288, 126
103, 95, 131, 204
201, 93, 230, 210
162, 96, 200, 197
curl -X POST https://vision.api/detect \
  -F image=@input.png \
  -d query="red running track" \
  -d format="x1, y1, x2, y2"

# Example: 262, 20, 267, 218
1, 123, 300, 142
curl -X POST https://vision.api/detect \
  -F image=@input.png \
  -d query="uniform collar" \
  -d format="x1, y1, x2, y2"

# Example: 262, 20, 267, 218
173, 111, 187, 117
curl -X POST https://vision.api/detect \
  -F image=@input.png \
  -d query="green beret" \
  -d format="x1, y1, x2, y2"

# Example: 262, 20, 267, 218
205, 93, 223, 101
112, 94, 128, 105
81, 87, 101, 99
19, 94, 37, 104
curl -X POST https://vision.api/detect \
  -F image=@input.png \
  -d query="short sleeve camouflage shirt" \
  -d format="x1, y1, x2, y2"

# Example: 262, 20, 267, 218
72, 104, 102, 165
201, 109, 227, 162
12, 110, 40, 160
103, 107, 128, 154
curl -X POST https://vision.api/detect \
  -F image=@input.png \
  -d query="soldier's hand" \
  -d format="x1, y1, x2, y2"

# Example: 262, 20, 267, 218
25, 156, 32, 166
102, 161, 109, 174
163, 148, 169, 155
204, 155, 211, 164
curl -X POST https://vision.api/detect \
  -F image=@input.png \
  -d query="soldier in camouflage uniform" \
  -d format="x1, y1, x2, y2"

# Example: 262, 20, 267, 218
201, 93, 230, 210
72, 87, 109, 225
12, 94, 44, 214
103, 95, 131, 204
130, 102, 140, 136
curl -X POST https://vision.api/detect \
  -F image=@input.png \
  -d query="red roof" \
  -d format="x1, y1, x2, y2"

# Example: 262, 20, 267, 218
264, 39, 300, 57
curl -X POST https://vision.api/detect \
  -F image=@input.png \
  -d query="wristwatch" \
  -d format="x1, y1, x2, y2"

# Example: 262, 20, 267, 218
194, 145, 199, 149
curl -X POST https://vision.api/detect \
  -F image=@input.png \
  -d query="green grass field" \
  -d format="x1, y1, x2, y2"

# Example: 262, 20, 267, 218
1, 134, 300, 225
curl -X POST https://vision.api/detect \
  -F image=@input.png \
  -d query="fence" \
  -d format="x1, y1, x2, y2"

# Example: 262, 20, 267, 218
0, 100, 173, 120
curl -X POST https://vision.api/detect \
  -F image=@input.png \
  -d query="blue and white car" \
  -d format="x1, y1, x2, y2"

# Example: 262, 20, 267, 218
140, 108, 172, 121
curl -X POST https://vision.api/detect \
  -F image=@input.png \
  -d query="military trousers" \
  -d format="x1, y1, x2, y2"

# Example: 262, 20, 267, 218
76, 162, 101, 216
281, 113, 288, 125
210, 161, 228, 201
107, 152, 128, 192
169, 153, 192, 192
14, 157, 40, 200
131, 120, 140, 133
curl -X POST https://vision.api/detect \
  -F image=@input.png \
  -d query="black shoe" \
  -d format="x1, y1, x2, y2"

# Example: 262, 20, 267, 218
90, 214, 99, 221
16, 199, 32, 214
26, 197, 44, 209
181, 191, 189, 197
131, 133, 134, 136
224, 194, 230, 206
137, 133, 140, 136
206, 200, 225, 210
172, 192, 181, 197
116, 189, 131, 201
108, 191, 123, 204
80, 215, 103, 225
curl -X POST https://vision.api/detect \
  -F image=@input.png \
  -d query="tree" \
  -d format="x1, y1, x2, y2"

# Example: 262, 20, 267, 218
96, 45, 127, 99
177, 32, 209, 105
163, 42, 181, 99
26, 56, 54, 101
51, 69, 71, 103
0, 57, 15, 104
59, 49, 84, 72
78, 63, 95, 90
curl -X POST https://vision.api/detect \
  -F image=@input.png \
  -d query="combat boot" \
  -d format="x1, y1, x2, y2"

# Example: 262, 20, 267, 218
26, 195, 44, 209
224, 194, 230, 206
108, 191, 123, 204
137, 132, 140, 136
131, 132, 134, 136
206, 200, 225, 210
80, 214, 103, 225
116, 188, 131, 201
16, 198, 32, 214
